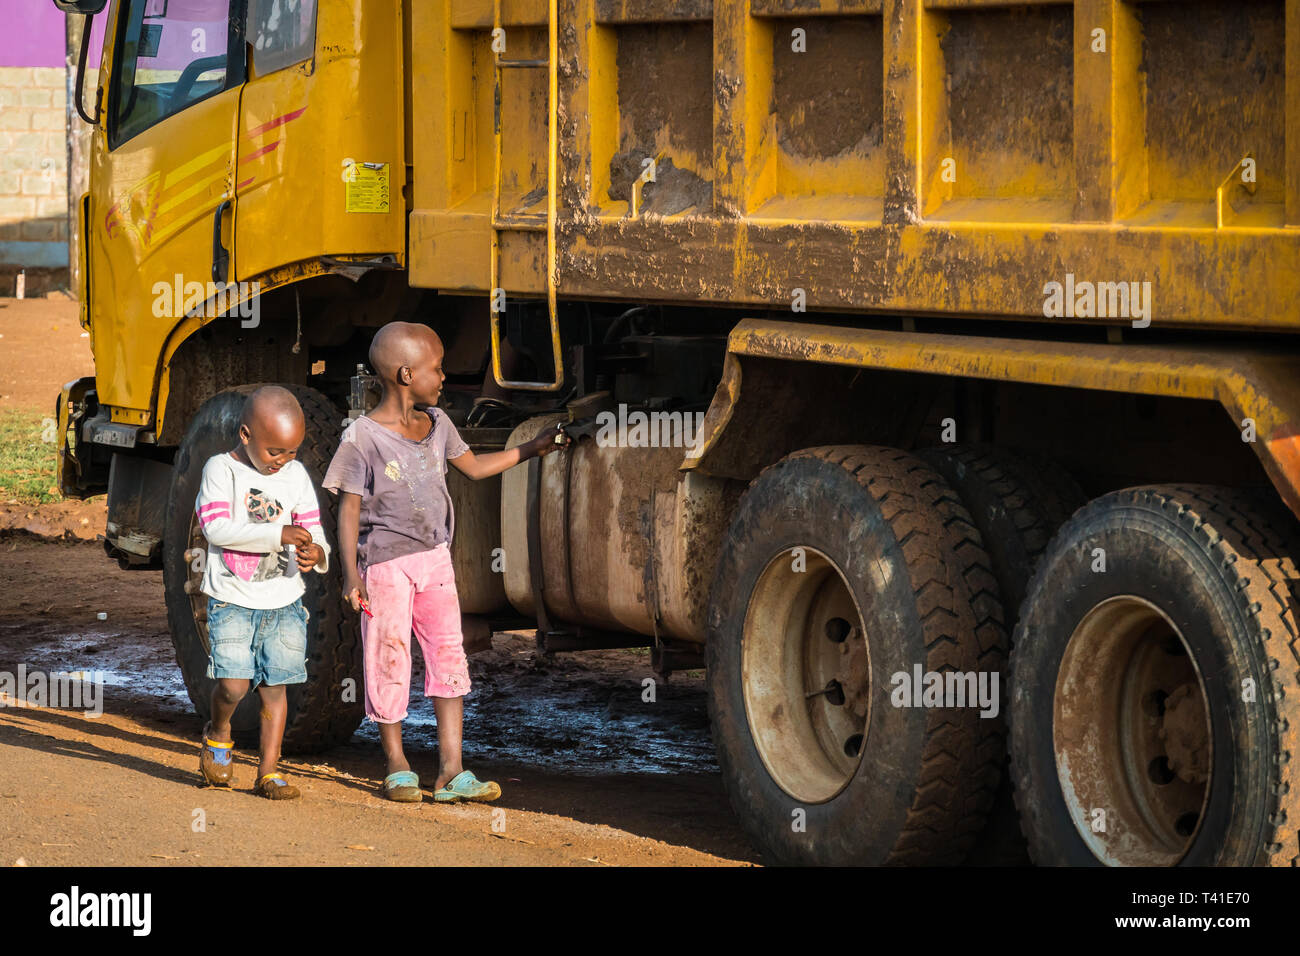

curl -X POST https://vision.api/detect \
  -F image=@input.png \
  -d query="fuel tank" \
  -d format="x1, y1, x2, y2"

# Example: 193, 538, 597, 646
446, 427, 512, 615
501, 415, 737, 643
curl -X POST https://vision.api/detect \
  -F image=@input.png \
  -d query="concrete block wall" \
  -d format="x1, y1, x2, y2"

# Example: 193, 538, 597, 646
0, 65, 70, 266
0, 5, 94, 296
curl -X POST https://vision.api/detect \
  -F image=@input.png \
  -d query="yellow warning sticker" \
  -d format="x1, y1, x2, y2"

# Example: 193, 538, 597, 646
345, 163, 391, 213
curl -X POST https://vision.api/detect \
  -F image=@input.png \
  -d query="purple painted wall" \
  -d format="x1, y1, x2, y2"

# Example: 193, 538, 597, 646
0, 2, 106, 69
2, 4, 65, 68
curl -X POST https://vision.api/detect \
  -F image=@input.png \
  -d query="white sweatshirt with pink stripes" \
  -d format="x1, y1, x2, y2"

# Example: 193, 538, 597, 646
195, 453, 331, 610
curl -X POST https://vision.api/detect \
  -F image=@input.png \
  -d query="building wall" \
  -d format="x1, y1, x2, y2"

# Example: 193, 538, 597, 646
0, 65, 68, 267
0, 5, 104, 295
0, 5, 67, 290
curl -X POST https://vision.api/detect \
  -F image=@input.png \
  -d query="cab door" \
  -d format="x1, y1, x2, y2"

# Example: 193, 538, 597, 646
89, 0, 245, 422
233, 0, 406, 282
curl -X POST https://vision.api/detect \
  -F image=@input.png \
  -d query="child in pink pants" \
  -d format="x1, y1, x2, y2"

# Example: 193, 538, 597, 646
361, 542, 469, 716
323, 321, 566, 804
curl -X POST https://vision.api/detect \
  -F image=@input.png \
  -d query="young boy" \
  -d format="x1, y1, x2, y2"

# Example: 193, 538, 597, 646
323, 321, 565, 803
195, 386, 330, 800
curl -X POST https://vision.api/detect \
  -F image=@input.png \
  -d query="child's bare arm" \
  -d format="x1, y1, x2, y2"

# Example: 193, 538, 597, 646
449, 431, 566, 480
337, 491, 367, 610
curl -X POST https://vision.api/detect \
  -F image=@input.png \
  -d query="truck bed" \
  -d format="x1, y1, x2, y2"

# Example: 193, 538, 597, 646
408, 0, 1300, 330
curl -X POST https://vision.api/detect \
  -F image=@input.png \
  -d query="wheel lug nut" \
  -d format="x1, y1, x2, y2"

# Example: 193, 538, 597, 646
806, 679, 845, 706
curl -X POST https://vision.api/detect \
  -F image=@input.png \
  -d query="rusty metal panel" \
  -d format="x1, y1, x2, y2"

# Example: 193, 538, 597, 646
409, 0, 1300, 330
596, 0, 714, 22
686, 318, 1300, 521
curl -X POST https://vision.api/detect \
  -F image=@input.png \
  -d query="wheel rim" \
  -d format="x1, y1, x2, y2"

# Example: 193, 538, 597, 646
742, 547, 870, 804
1053, 596, 1212, 866
185, 512, 212, 656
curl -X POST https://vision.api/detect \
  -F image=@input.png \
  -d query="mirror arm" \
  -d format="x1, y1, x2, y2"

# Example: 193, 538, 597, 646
73, 13, 100, 126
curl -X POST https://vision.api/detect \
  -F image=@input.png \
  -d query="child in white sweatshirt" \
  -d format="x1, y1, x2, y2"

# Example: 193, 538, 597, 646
193, 386, 330, 800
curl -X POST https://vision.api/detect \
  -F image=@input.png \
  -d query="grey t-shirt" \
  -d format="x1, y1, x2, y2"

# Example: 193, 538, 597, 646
322, 408, 470, 571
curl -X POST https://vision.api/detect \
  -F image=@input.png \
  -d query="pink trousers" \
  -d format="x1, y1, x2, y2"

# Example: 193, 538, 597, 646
360, 543, 470, 723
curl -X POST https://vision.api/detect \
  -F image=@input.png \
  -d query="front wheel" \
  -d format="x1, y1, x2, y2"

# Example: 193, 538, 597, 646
162, 385, 363, 753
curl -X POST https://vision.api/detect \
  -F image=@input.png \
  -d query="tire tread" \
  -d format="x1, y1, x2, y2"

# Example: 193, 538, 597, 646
784, 445, 1009, 864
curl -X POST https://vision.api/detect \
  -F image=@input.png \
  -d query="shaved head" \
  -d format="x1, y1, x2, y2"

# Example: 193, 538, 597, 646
369, 321, 443, 382
241, 385, 304, 433
236, 386, 305, 474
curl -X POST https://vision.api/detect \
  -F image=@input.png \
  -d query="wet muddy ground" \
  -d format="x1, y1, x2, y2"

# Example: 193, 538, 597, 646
0, 535, 756, 866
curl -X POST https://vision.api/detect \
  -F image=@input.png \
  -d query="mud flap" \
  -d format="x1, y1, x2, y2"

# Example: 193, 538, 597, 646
104, 454, 172, 565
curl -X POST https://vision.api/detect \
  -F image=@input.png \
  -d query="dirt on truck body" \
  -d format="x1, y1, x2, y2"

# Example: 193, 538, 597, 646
52, 0, 1300, 866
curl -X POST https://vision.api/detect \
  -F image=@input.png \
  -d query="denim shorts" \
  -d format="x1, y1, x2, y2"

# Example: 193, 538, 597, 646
206, 597, 309, 686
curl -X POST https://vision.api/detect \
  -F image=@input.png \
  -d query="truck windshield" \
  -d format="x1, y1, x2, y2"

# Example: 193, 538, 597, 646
110, 0, 235, 146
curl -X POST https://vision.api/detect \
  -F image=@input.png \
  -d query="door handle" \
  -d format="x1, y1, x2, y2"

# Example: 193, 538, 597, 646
211, 198, 232, 283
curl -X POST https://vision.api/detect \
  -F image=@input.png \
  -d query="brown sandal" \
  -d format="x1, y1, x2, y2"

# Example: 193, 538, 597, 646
254, 772, 301, 800
199, 722, 234, 787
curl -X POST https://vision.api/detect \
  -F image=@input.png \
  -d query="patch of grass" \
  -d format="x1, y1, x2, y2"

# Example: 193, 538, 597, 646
0, 409, 61, 504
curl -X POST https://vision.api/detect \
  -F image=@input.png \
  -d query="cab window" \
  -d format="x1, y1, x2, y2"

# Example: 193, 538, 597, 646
248, 0, 318, 76
109, 0, 242, 147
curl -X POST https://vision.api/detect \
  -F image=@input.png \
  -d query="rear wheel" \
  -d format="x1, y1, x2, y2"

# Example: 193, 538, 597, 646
1009, 485, 1300, 865
707, 445, 1007, 865
917, 444, 1086, 865
162, 385, 363, 753
917, 444, 1085, 623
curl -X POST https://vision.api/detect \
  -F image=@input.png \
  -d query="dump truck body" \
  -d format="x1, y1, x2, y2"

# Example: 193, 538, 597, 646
411, 0, 1300, 328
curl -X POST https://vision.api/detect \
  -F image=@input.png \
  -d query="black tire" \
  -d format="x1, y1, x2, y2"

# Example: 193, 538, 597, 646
917, 444, 1085, 625
162, 385, 363, 753
1009, 485, 1300, 866
706, 445, 1007, 865
917, 444, 1086, 865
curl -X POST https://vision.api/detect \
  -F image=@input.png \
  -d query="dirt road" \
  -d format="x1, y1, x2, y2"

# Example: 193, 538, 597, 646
0, 536, 757, 866
0, 295, 90, 414
0, 296, 755, 865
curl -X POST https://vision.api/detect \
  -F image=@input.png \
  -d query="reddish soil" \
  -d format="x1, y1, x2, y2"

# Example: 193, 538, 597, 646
0, 500, 105, 541
0, 296, 90, 412
0, 296, 757, 866
0, 537, 757, 866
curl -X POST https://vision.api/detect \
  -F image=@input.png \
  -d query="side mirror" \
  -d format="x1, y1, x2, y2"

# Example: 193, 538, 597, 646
53, 0, 108, 13
59, 2, 108, 125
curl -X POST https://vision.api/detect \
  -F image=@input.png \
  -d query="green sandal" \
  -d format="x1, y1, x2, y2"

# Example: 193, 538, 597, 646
433, 770, 501, 803
383, 770, 422, 803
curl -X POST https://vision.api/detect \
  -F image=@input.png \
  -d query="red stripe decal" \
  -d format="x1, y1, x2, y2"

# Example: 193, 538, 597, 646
238, 140, 280, 165
245, 106, 306, 139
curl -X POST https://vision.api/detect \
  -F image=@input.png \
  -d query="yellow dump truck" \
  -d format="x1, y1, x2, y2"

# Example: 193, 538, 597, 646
52, 0, 1300, 866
